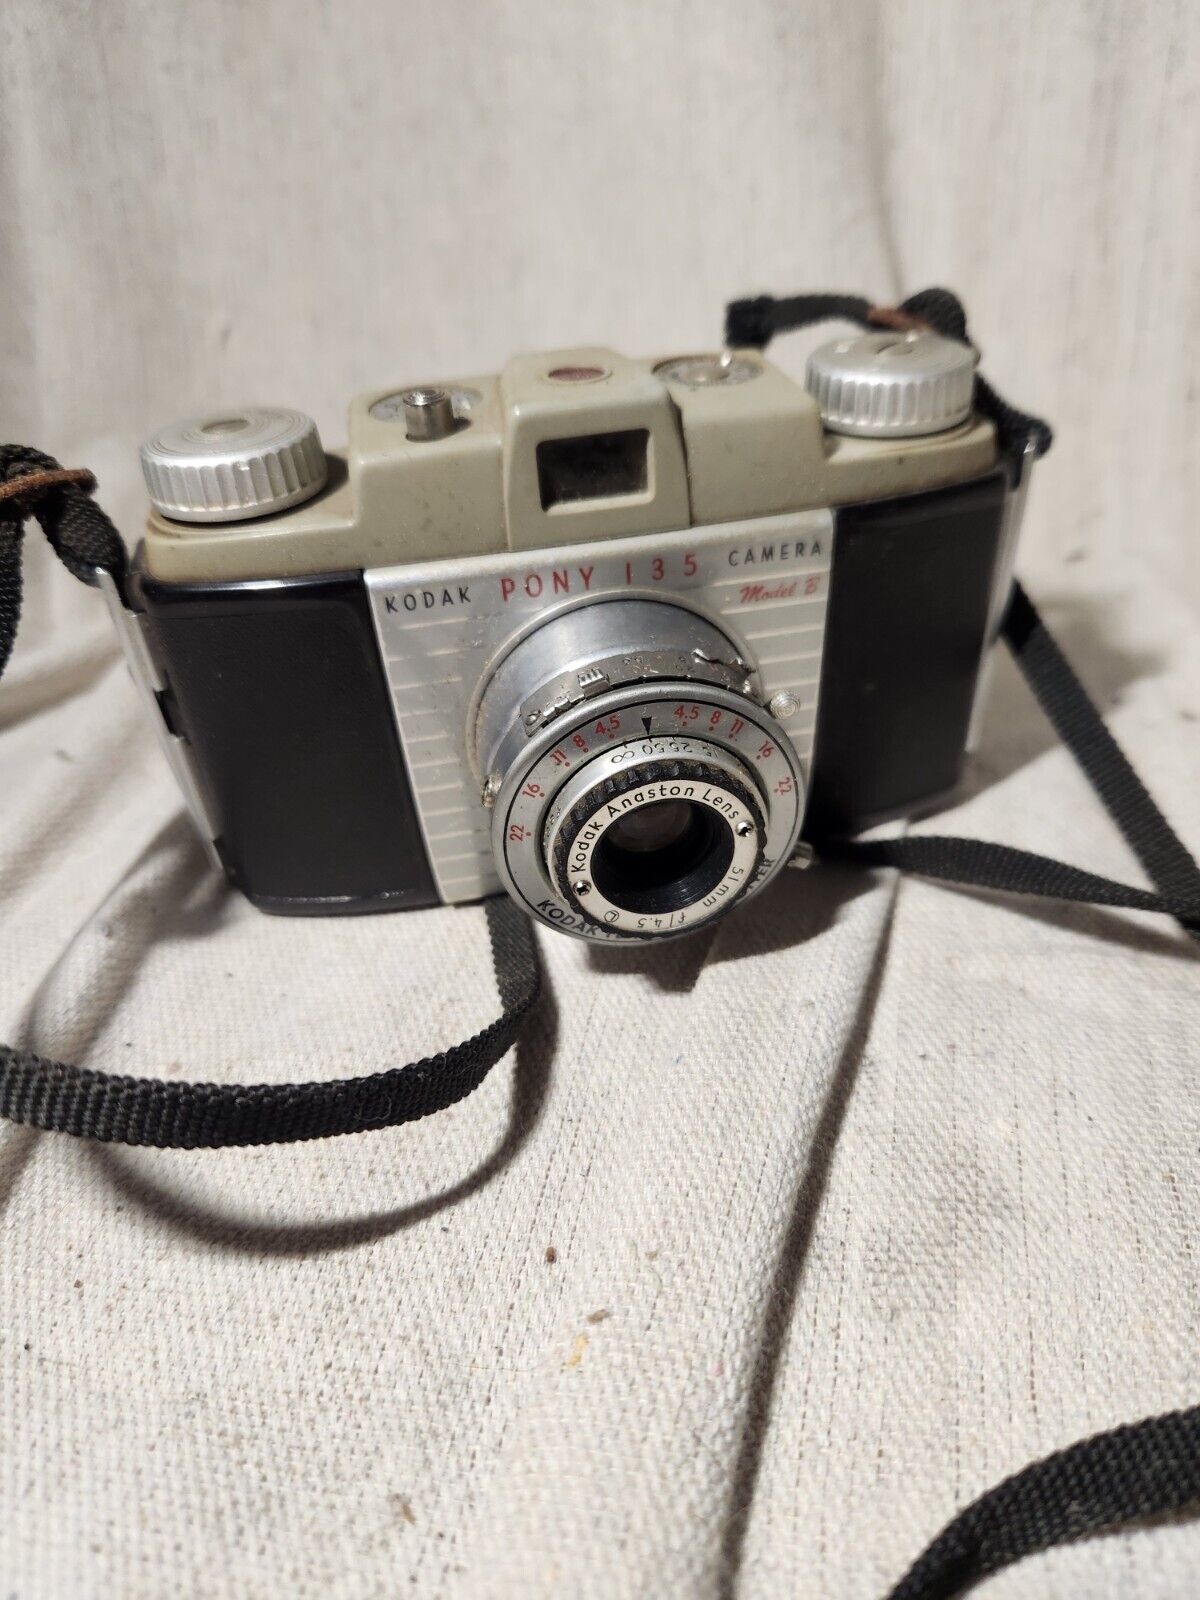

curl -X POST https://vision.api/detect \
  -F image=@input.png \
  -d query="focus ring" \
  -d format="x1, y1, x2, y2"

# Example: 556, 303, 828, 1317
550, 758, 765, 927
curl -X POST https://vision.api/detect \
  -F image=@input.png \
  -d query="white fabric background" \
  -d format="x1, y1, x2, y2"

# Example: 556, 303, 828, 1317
1, 3, 1198, 1596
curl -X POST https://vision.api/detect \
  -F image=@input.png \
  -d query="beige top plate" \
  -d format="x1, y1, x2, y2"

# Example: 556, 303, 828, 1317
140, 346, 997, 584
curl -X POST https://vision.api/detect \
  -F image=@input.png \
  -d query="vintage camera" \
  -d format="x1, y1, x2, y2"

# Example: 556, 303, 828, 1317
110, 330, 1033, 943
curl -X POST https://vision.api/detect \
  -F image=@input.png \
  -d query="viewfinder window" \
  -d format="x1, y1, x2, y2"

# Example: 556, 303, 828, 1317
536, 429, 650, 510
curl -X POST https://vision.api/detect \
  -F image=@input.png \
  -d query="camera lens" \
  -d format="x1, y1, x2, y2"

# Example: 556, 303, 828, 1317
604, 798, 693, 854
545, 754, 765, 933
475, 598, 805, 942
591, 800, 732, 915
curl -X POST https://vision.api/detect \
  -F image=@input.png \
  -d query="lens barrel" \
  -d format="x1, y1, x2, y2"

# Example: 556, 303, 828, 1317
474, 599, 804, 942
547, 748, 765, 933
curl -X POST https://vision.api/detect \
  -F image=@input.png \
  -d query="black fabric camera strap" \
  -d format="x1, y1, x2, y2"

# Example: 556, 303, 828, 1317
2, 305, 1199, 1592
825, 579, 1200, 936
734, 290, 1200, 1597
855, 582, 1200, 1598
725, 284, 1055, 460
728, 288, 1198, 938
1, 451, 541, 1147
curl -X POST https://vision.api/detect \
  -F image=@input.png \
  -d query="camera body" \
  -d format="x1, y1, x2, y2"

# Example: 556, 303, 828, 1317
117, 332, 1027, 942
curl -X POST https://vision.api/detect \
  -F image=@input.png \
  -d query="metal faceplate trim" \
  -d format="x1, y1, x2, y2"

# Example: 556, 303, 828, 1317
97, 571, 223, 870
365, 510, 832, 907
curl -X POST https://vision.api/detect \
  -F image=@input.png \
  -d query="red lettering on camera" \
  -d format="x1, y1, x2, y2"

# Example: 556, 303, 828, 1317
499, 565, 597, 603
499, 556, 699, 603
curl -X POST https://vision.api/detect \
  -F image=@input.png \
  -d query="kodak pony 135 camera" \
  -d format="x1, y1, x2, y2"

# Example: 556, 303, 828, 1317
115, 329, 1031, 943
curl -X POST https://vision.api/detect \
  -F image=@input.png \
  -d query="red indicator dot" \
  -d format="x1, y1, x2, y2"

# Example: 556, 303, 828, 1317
547, 364, 608, 382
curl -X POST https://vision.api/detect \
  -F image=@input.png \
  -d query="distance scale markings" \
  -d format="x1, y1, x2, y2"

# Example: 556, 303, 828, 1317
499, 689, 803, 939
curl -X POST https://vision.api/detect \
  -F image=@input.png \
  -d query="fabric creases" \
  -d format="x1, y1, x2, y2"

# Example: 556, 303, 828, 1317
2, 1, 1199, 1595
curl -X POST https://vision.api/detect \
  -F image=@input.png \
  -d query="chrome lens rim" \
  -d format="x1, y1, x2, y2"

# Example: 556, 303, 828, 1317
546, 751, 765, 935
490, 681, 804, 943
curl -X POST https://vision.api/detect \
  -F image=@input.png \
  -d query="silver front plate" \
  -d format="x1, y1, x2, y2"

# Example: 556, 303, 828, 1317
366, 512, 833, 903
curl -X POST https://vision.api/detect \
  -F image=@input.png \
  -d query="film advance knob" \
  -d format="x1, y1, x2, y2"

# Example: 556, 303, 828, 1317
140, 406, 328, 523
805, 330, 978, 438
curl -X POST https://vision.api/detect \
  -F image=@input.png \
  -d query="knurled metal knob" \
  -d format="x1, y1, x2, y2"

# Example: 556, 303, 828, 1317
805, 330, 977, 438
140, 406, 327, 523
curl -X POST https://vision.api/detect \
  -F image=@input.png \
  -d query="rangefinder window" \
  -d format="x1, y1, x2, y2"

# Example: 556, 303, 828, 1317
536, 428, 650, 510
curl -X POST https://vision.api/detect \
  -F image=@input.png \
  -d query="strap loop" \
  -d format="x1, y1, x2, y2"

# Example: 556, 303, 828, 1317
0, 444, 126, 587
0, 466, 97, 506
724, 285, 1053, 459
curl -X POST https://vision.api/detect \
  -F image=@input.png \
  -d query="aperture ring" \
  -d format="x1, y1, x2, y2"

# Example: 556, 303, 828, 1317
492, 682, 805, 944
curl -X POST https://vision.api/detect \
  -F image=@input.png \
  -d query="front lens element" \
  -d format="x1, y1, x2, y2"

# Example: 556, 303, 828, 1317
546, 750, 766, 938
591, 799, 733, 916
602, 797, 695, 855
